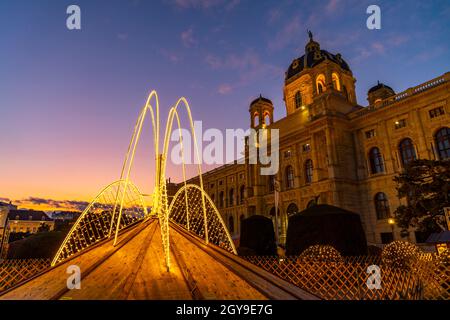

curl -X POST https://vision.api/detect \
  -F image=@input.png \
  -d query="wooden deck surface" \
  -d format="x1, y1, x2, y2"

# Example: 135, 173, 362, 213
0, 219, 317, 300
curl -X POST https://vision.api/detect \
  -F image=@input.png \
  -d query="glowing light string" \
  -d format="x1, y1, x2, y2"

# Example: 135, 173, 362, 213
52, 90, 237, 271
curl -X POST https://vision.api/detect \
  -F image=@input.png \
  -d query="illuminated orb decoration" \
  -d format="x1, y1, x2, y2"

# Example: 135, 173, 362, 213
169, 184, 236, 254
381, 241, 420, 270
52, 180, 148, 266
436, 248, 450, 267
298, 245, 343, 263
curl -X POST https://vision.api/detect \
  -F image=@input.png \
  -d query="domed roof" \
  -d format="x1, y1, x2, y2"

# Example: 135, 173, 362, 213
250, 94, 272, 106
285, 32, 351, 81
368, 81, 394, 94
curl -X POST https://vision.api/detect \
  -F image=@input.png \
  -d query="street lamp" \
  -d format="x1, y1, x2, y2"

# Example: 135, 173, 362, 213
388, 218, 395, 240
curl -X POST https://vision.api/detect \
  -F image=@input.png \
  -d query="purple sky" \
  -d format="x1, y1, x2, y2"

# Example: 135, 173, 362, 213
0, 0, 449, 209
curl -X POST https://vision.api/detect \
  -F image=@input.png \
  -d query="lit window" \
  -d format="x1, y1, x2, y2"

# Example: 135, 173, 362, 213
316, 74, 326, 94
365, 130, 376, 139
302, 143, 311, 152
429, 106, 445, 119
284, 150, 292, 158
332, 73, 341, 91
394, 119, 407, 129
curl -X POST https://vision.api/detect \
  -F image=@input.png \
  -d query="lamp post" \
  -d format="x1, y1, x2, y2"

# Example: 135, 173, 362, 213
388, 218, 395, 241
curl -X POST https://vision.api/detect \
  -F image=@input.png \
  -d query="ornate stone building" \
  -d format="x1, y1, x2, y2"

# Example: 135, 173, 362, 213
184, 33, 450, 246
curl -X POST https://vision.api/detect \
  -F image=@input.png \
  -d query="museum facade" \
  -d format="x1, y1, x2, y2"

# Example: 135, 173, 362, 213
182, 33, 450, 246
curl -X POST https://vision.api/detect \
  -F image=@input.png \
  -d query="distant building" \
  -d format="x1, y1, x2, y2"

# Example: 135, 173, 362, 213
8, 210, 55, 234
0, 201, 17, 210
51, 211, 81, 221
0, 207, 10, 259
182, 33, 450, 247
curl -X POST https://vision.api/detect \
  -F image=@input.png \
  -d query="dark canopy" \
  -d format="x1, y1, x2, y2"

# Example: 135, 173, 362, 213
238, 215, 276, 256
286, 204, 367, 256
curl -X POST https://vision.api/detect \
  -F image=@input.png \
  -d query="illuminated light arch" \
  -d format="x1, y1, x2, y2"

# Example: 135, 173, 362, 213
53, 90, 216, 271
169, 184, 237, 254
51, 180, 148, 266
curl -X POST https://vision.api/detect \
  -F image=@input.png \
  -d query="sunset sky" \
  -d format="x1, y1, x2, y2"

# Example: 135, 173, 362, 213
0, 0, 449, 211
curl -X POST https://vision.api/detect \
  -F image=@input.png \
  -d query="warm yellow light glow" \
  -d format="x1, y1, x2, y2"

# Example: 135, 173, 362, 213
388, 218, 395, 225
332, 72, 341, 91
52, 90, 236, 271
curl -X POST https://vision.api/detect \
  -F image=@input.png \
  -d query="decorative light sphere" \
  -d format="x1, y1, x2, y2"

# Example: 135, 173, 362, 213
436, 248, 450, 267
299, 244, 343, 263
382, 240, 420, 270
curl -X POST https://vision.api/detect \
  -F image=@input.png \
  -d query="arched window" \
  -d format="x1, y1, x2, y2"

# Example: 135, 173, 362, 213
253, 112, 259, 127
304, 159, 313, 184
239, 185, 245, 204
342, 85, 349, 100
285, 166, 294, 189
399, 138, 417, 166
316, 74, 326, 94
435, 127, 450, 160
264, 112, 271, 125
295, 91, 303, 109
286, 203, 299, 217
332, 72, 341, 91
219, 191, 224, 208
307, 200, 316, 208
369, 147, 385, 174
374, 192, 390, 220
229, 188, 234, 207
228, 215, 234, 233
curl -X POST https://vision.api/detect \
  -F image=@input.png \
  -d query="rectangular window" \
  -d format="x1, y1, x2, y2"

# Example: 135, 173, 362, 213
219, 180, 223, 186
210, 183, 214, 189
380, 232, 394, 244
394, 119, 406, 129
302, 144, 311, 152
365, 129, 376, 139
284, 150, 292, 158
429, 106, 445, 119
